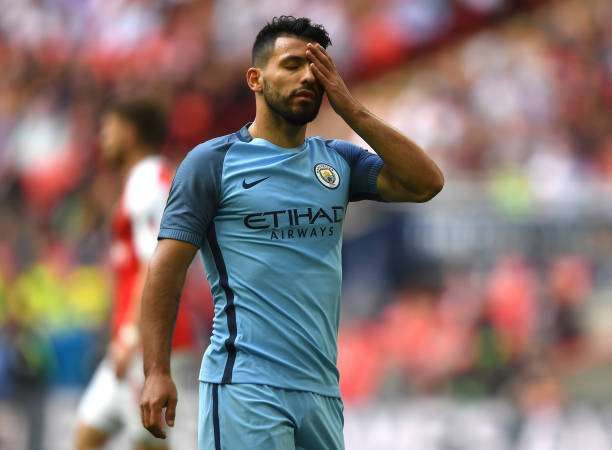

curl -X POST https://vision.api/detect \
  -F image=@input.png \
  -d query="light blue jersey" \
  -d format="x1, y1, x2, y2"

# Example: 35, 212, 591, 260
159, 124, 383, 397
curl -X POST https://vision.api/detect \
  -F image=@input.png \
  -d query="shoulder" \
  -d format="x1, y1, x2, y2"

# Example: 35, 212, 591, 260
312, 137, 368, 165
175, 131, 247, 184
183, 131, 243, 168
126, 156, 162, 188
125, 156, 167, 195
170, 129, 249, 200
124, 156, 166, 214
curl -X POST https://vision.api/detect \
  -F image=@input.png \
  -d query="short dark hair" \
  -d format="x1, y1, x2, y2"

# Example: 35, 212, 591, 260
252, 16, 331, 67
109, 99, 168, 150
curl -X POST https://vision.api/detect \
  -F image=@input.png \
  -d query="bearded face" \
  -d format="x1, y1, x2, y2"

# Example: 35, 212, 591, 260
255, 36, 325, 126
262, 78, 323, 126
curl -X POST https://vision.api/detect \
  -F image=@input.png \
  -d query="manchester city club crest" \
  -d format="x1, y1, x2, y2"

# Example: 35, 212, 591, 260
314, 163, 340, 189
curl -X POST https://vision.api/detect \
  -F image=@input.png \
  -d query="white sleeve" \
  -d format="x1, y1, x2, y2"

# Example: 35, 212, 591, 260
123, 160, 169, 263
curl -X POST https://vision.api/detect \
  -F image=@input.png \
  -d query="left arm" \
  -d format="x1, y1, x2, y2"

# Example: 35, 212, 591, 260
307, 43, 444, 202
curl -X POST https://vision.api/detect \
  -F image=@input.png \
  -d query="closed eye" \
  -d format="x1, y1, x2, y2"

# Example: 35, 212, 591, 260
280, 55, 306, 71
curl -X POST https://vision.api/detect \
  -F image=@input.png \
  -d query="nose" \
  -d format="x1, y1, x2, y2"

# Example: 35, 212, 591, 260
301, 63, 316, 85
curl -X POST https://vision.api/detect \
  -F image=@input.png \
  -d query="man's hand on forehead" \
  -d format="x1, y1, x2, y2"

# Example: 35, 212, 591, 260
306, 42, 359, 119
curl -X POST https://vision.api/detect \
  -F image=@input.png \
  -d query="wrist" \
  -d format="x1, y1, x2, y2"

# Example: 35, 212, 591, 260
118, 324, 140, 348
338, 97, 367, 127
144, 362, 172, 378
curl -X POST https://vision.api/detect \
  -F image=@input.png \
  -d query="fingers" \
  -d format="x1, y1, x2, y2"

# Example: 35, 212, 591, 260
141, 401, 164, 439
140, 397, 168, 439
140, 374, 178, 439
306, 52, 330, 80
306, 43, 334, 71
165, 394, 177, 428
140, 402, 146, 428
309, 62, 330, 85
149, 402, 167, 439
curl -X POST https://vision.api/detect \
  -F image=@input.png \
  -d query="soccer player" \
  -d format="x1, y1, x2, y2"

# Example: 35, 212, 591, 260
139, 16, 444, 450
74, 99, 196, 450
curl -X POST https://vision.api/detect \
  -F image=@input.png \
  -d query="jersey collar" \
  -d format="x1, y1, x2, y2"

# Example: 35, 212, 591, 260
237, 122, 254, 142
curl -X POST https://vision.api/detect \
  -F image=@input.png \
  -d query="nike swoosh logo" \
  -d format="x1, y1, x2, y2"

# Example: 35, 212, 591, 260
242, 176, 270, 189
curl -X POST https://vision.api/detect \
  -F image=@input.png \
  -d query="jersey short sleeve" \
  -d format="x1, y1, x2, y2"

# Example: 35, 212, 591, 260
158, 140, 228, 248
326, 139, 384, 201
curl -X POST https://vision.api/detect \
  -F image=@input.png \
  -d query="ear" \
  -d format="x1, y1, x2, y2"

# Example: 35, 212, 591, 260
246, 67, 263, 93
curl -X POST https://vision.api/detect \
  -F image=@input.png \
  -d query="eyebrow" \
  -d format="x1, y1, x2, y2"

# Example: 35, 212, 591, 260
279, 55, 307, 64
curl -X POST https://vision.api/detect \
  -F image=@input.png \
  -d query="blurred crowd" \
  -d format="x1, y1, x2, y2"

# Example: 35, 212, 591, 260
330, 0, 612, 406
1, 0, 612, 448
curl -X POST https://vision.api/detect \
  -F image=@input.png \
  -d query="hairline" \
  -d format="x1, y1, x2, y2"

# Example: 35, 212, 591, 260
253, 33, 324, 68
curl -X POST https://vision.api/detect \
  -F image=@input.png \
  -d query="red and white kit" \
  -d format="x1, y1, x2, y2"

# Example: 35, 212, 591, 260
77, 156, 197, 443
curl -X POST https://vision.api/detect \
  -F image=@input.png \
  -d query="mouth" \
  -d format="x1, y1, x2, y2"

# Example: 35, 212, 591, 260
293, 89, 316, 100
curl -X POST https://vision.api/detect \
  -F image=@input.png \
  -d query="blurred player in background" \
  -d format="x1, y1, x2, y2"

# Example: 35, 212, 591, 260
74, 99, 196, 450
139, 16, 444, 450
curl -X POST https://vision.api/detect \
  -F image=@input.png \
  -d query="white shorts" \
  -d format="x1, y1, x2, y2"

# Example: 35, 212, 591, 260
77, 352, 199, 445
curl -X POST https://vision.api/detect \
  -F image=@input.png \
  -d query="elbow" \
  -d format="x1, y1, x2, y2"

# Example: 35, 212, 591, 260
414, 172, 444, 203
430, 172, 445, 198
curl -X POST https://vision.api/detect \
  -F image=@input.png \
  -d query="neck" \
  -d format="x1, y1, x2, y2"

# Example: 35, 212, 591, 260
121, 146, 153, 176
249, 103, 307, 148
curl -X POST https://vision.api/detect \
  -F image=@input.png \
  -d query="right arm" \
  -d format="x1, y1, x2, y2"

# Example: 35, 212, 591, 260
139, 238, 197, 439
139, 142, 222, 438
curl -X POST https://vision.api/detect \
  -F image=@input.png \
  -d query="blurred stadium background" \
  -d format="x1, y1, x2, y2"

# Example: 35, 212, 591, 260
1, 0, 612, 449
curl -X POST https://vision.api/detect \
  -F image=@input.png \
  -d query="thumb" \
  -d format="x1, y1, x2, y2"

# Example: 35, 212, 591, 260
165, 396, 177, 427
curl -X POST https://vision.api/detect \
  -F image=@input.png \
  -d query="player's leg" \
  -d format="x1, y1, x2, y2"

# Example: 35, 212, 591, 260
129, 428, 170, 450
198, 382, 296, 450
74, 424, 111, 450
74, 359, 121, 449
293, 392, 344, 450
133, 441, 169, 450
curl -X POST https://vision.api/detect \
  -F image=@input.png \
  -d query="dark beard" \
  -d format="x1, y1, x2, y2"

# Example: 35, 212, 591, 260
262, 80, 322, 126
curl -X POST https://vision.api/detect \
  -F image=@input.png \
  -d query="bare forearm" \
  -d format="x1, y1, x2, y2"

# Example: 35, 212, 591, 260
141, 259, 186, 376
141, 239, 197, 376
342, 101, 444, 201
